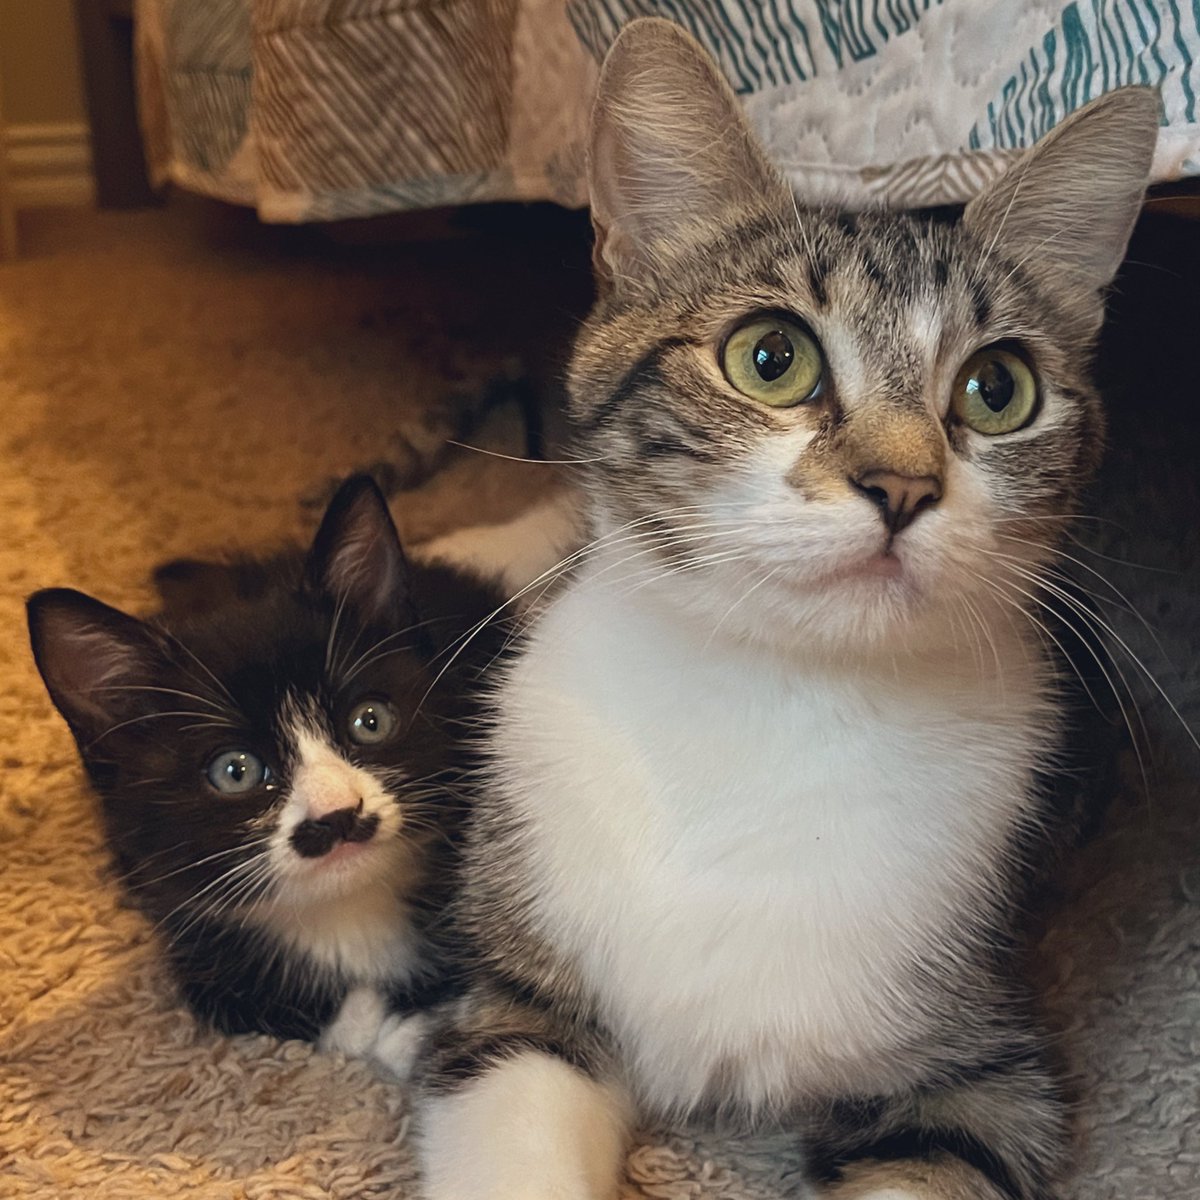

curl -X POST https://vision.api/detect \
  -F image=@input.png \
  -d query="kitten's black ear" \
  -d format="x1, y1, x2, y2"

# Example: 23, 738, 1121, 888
963, 87, 1159, 300
306, 474, 416, 627
588, 17, 791, 287
27, 588, 169, 747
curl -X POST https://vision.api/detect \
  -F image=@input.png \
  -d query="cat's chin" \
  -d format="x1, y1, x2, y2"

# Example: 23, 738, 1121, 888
818, 550, 905, 586
681, 551, 973, 660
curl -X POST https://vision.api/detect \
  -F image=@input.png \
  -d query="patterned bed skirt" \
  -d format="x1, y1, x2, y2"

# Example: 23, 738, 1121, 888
135, 0, 1200, 221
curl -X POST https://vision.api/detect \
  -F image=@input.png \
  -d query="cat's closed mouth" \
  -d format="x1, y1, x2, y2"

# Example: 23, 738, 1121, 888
300, 835, 381, 870
841, 552, 902, 580
815, 550, 906, 589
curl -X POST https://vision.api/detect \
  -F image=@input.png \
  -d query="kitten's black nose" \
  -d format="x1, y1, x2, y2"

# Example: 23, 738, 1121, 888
851, 469, 943, 535
291, 803, 380, 859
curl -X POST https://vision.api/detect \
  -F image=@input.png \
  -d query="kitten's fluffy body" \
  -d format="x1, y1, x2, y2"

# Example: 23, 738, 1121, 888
27, 478, 511, 1066
416, 19, 1157, 1200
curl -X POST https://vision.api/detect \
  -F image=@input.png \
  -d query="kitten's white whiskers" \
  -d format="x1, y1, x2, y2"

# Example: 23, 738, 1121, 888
88, 710, 237, 747
136, 837, 274, 891
94, 684, 232, 717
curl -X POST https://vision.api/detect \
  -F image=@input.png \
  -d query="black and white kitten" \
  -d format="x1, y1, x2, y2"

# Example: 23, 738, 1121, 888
27, 475, 510, 1073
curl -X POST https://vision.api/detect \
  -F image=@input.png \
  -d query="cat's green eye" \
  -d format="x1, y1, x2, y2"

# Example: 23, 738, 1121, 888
721, 316, 824, 407
348, 698, 400, 746
206, 750, 269, 796
952, 347, 1038, 435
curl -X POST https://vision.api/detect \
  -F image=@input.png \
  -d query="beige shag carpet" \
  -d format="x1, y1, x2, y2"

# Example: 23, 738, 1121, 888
0, 202, 1197, 1199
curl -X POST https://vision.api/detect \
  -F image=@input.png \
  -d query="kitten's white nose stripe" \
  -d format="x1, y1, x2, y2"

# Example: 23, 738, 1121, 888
293, 758, 362, 820
287, 726, 387, 827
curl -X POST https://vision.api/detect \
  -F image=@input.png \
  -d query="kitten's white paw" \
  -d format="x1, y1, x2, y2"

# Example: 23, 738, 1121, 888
370, 1010, 432, 1081
320, 986, 388, 1058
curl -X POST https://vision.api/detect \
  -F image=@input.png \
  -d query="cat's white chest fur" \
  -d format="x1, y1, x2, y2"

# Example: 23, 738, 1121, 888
493, 574, 1049, 1118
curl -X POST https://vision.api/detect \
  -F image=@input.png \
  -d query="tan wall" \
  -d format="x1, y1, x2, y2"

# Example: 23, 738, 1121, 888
0, 0, 87, 126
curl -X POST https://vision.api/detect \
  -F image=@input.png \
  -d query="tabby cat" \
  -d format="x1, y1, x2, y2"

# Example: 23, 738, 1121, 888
413, 18, 1158, 1200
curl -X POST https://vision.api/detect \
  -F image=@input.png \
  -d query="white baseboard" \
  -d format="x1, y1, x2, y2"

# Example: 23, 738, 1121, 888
4, 122, 95, 208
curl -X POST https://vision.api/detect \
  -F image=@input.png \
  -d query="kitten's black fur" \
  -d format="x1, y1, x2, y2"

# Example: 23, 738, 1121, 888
27, 476, 506, 1044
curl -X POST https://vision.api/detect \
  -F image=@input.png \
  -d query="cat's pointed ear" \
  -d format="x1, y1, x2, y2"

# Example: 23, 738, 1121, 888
306, 475, 416, 627
27, 588, 169, 746
588, 17, 791, 287
963, 87, 1159, 299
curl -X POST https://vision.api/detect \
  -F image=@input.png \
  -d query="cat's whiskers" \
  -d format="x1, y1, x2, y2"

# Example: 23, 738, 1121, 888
1061, 528, 1178, 574
994, 209, 1110, 292
489, 522, 756, 658
135, 836, 274, 892
955, 589, 1007, 688
445, 439, 611, 467
496, 518, 748, 648
990, 534, 1166, 650
587, 522, 755, 583
991, 513, 1118, 527
976, 156, 1028, 272
180, 720, 242, 736
325, 585, 352, 676
221, 861, 281, 931
965, 566, 1152, 797
787, 186, 821, 284
980, 548, 1150, 683
164, 631, 238, 708
86, 709, 238, 749
154, 851, 273, 940
392, 812, 461, 853
982, 552, 1196, 754
410, 503, 749, 721
93, 683, 233, 719
608, 548, 758, 604
705, 562, 786, 648
337, 619, 443, 687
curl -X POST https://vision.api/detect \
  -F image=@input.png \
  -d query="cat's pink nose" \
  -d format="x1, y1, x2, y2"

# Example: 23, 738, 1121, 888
294, 761, 361, 820
851, 469, 943, 535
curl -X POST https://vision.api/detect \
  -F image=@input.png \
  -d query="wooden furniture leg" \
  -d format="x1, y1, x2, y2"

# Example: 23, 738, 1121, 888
0, 60, 16, 258
74, 0, 157, 208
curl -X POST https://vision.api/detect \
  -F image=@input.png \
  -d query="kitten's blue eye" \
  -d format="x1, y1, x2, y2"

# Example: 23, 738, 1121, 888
206, 750, 268, 795
348, 698, 400, 746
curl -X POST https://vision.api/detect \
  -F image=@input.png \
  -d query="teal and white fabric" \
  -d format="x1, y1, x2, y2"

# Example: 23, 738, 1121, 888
571, 0, 1200, 206
135, 0, 1199, 221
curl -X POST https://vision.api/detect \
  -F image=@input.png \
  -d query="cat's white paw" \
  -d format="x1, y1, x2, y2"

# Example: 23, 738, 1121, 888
844, 1190, 923, 1200
320, 986, 388, 1058
370, 1010, 432, 1081
822, 1157, 1003, 1200
823, 1183, 930, 1200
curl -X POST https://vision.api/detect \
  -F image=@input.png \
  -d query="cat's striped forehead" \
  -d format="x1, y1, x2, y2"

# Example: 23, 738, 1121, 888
571, 205, 1101, 487
591, 209, 1068, 377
